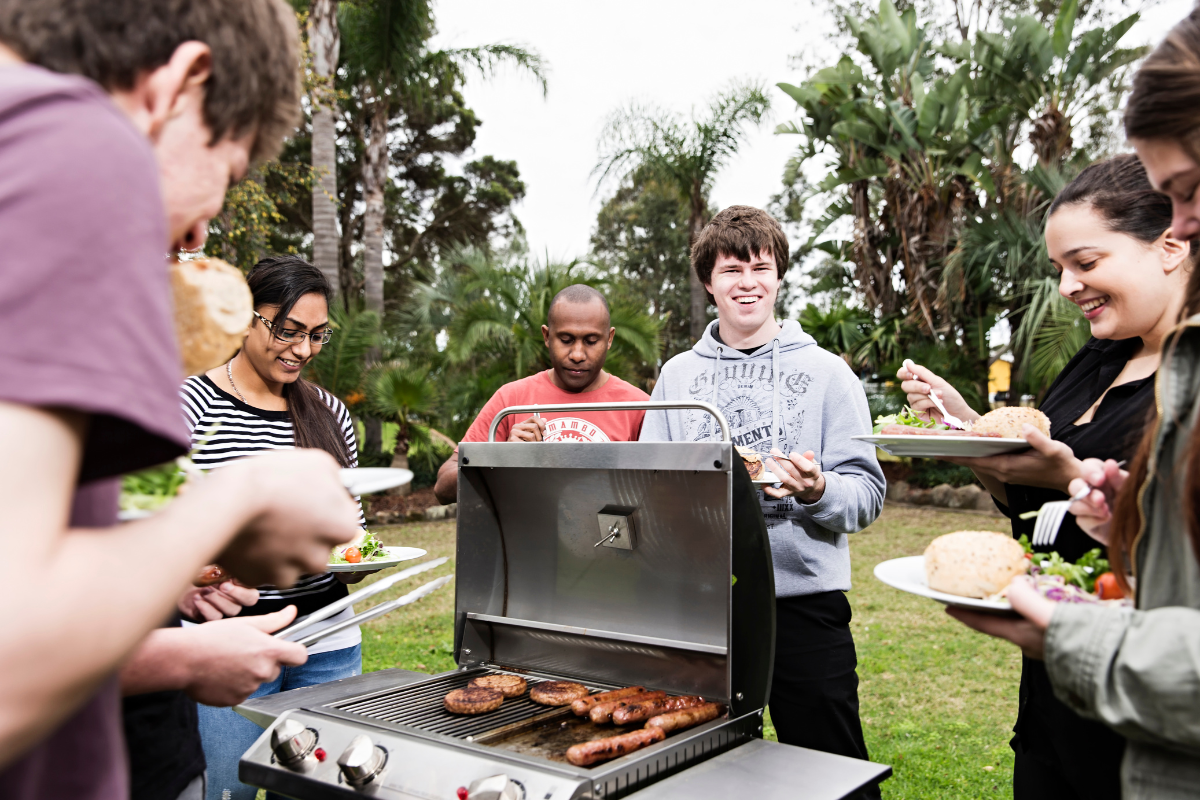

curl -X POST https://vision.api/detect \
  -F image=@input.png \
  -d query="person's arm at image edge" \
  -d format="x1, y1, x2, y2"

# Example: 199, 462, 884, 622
1045, 603, 1200, 753
434, 451, 458, 505
0, 403, 357, 766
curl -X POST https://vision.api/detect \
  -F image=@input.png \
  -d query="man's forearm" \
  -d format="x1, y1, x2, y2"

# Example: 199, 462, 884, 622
434, 454, 458, 505
120, 628, 195, 695
0, 467, 263, 766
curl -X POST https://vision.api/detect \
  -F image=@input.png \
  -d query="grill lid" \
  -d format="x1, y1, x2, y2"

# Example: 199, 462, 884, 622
455, 402, 775, 717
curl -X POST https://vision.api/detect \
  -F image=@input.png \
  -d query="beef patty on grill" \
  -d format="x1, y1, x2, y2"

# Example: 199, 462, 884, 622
530, 681, 589, 706
443, 687, 504, 714
469, 674, 528, 698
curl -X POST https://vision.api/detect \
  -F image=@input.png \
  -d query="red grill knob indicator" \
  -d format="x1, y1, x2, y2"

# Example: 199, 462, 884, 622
457, 788, 469, 800
313, 748, 326, 762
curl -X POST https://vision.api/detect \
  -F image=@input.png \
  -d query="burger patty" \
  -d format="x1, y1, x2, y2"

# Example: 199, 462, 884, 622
443, 687, 504, 715
530, 681, 590, 706
469, 674, 528, 698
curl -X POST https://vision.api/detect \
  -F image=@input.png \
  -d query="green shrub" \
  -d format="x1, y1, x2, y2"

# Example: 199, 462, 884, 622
910, 459, 978, 488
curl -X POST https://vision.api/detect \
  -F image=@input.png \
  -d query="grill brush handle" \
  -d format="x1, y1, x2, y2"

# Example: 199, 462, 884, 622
487, 400, 731, 443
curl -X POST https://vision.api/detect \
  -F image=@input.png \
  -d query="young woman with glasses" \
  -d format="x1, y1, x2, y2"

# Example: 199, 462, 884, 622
181, 255, 368, 800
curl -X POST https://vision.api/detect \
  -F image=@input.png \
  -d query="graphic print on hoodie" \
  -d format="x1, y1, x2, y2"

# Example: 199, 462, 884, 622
640, 319, 886, 597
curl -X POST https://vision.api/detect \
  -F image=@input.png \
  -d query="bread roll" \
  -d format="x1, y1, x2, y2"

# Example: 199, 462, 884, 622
971, 407, 1050, 439
170, 258, 253, 376
924, 530, 1028, 598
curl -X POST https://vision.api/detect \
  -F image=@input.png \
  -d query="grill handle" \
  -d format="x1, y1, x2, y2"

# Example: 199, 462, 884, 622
486, 400, 731, 443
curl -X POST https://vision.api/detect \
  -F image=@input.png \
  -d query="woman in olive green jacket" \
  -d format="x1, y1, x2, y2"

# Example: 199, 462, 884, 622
954, 11, 1200, 798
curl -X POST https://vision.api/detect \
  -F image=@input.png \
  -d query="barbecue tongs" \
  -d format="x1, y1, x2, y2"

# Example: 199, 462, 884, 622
274, 558, 453, 648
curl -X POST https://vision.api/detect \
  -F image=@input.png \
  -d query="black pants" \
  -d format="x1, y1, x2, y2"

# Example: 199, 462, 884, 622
769, 591, 880, 800
1010, 657, 1124, 800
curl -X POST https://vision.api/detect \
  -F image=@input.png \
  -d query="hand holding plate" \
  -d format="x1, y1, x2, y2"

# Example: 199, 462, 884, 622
763, 449, 825, 503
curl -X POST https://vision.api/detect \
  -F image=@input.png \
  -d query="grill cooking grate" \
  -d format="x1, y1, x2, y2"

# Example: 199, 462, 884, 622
330, 669, 608, 741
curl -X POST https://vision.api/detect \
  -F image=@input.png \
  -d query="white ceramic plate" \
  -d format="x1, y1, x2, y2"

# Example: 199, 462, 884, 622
340, 468, 414, 496
752, 469, 785, 485
873, 555, 1017, 615
326, 545, 427, 573
852, 434, 1030, 458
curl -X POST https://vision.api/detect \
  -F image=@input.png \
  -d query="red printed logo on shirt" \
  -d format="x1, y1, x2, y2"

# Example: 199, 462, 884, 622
544, 417, 611, 442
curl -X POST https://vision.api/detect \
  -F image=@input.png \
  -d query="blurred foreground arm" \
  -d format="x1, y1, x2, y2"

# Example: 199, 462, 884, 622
0, 402, 360, 767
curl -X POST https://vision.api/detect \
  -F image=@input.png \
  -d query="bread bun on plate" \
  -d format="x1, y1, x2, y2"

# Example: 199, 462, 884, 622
735, 446, 765, 479
971, 407, 1050, 439
924, 530, 1029, 598
170, 257, 253, 376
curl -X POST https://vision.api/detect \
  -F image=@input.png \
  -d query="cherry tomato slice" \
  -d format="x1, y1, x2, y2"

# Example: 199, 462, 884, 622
1095, 572, 1123, 600
344, 546, 362, 564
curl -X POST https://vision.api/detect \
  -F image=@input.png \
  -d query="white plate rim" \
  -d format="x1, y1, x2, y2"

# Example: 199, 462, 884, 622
340, 467, 414, 496
852, 433, 1031, 457
326, 545, 427, 573
873, 555, 1016, 614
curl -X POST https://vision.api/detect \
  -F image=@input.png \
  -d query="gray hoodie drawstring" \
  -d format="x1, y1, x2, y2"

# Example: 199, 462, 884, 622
771, 339, 780, 455
712, 345, 723, 432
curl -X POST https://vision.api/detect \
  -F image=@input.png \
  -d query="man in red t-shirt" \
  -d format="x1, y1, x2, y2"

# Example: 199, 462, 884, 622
434, 284, 650, 504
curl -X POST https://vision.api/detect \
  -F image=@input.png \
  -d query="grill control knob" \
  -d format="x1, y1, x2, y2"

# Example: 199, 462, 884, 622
467, 774, 524, 800
270, 719, 317, 768
337, 735, 387, 787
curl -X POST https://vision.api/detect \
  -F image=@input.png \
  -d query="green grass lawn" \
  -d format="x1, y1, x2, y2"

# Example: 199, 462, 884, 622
354, 504, 1021, 799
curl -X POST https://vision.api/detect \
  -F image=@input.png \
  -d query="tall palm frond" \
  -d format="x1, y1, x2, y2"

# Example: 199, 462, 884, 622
306, 306, 380, 401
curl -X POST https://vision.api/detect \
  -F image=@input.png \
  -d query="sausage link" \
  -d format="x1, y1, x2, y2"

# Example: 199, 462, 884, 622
645, 702, 723, 733
194, 564, 229, 587
570, 686, 647, 717
566, 728, 666, 767
611, 695, 706, 726
589, 691, 666, 724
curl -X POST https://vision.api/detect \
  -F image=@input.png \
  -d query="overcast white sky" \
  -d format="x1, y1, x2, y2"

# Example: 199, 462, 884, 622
430, 0, 1193, 262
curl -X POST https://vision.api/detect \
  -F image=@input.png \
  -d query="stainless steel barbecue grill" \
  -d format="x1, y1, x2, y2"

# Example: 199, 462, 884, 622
238, 402, 889, 800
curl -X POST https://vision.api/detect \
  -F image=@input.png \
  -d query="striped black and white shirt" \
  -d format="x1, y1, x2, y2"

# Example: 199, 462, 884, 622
180, 375, 366, 652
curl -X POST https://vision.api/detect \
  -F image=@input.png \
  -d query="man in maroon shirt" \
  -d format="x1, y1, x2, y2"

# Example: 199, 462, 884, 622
0, 3, 363, 798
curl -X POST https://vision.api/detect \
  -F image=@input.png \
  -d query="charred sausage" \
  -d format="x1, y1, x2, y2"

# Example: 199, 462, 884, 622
570, 686, 647, 717
645, 702, 723, 733
566, 728, 666, 767
610, 695, 706, 726
589, 691, 666, 724
194, 564, 229, 587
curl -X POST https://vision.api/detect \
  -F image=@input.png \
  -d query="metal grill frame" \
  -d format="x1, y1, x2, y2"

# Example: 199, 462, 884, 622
311, 666, 762, 797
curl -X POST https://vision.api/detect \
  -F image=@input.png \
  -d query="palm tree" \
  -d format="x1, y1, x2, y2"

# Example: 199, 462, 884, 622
308, 0, 342, 298
339, 0, 545, 317
595, 83, 770, 343
305, 305, 380, 405
367, 361, 439, 491
415, 248, 662, 388
797, 303, 869, 366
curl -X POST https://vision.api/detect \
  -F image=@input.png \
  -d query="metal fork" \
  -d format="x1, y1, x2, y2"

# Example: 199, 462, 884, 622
1029, 460, 1128, 547
904, 359, 969, 430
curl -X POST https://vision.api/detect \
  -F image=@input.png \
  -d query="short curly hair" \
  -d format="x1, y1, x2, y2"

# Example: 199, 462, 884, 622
691, 206, 790, 303
0, 0, 301, 164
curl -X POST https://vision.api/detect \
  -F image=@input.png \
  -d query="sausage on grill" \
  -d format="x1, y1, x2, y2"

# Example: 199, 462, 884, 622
570, 686, 647, 717
610, 695, 706, 726
589, 691, 666, 724
645, 702, 723, 733
566, 728, 666, 767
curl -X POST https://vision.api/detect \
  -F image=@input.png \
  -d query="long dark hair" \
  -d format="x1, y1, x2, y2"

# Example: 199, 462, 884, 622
1050, 153, 1199, 258
245, 256, 352, 467
1108, 11, 1200, 592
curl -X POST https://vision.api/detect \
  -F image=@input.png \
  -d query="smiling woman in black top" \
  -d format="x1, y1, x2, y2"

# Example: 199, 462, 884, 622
900, 154, 1197, 800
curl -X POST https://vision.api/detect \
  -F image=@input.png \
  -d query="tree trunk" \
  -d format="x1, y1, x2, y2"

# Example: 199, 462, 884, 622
387, 445, 411, 496
687, 187, 711, 343
308, 0, 341, 298
362, 91, 388, 317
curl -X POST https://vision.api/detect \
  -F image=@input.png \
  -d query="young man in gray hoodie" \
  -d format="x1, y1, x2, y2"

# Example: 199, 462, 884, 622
640, 206, 884, 789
